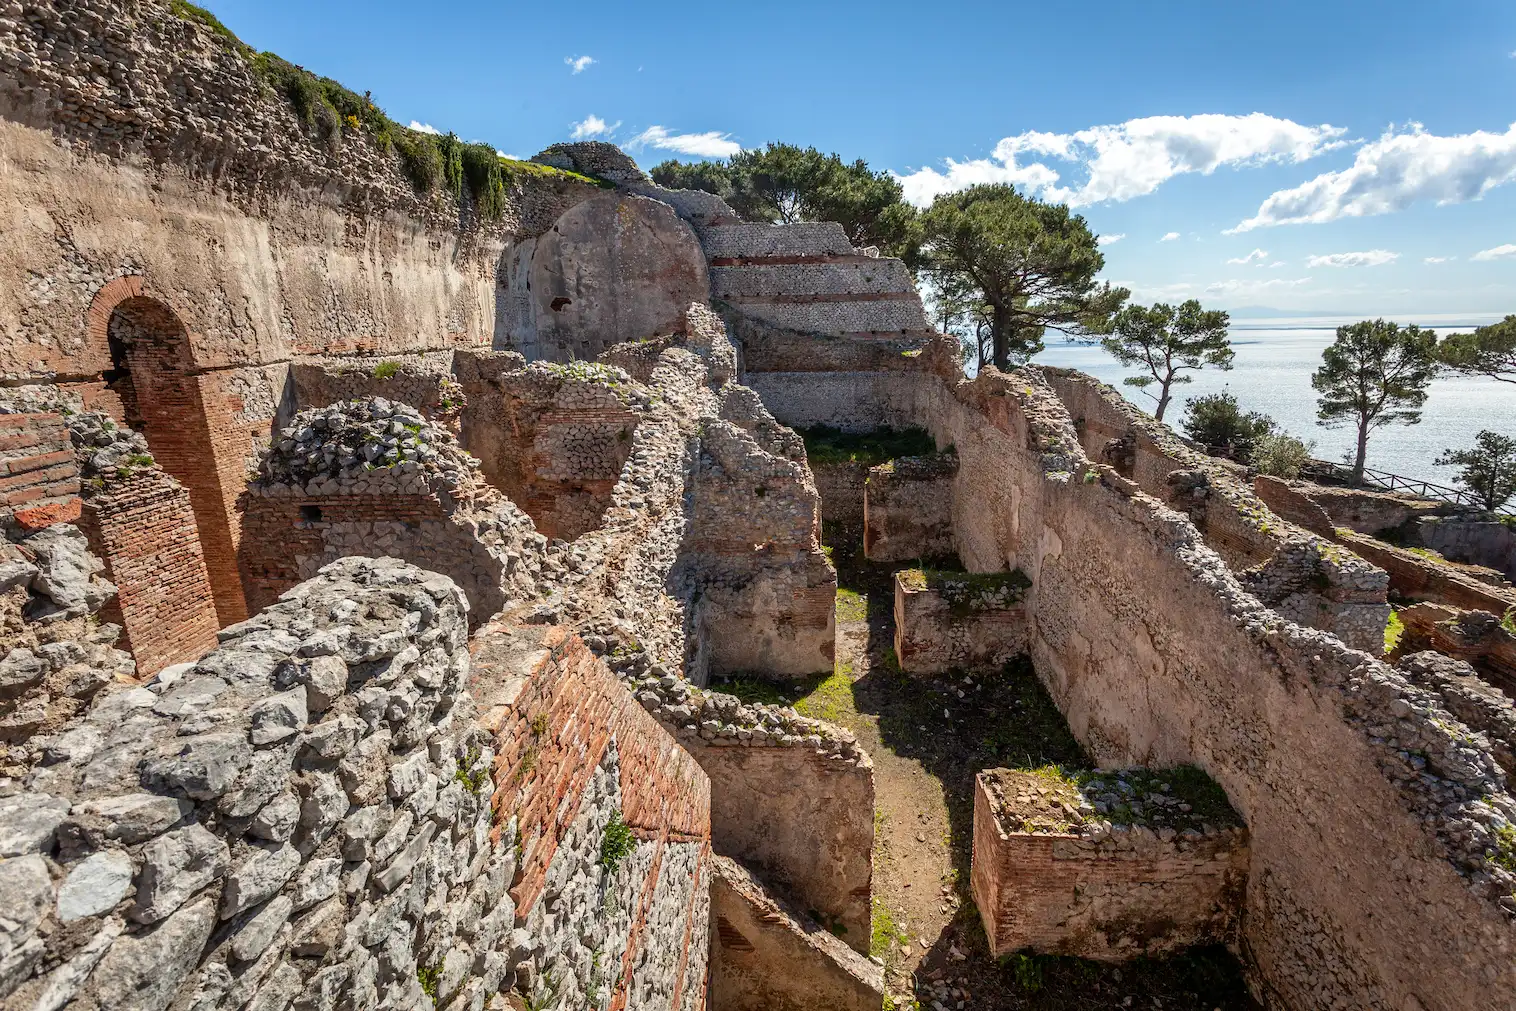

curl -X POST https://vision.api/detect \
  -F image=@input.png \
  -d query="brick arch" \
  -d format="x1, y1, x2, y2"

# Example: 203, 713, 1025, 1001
103, 292, 249, 630
85, 274, 146, 354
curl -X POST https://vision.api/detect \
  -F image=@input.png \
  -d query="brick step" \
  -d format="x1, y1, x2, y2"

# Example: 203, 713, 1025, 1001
696, 221, 854, 260
710, 259, 915, 299
727, 297, 930, 335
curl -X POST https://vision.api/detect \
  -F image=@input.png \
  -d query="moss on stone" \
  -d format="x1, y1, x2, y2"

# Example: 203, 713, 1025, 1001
899, 567, 1032, 615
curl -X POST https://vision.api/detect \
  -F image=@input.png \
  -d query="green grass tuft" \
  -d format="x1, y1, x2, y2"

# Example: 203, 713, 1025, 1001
798, 426, 936, 467
835, 587, 868, 623
371, 360, 401, 380
1385, 609, 1405, 654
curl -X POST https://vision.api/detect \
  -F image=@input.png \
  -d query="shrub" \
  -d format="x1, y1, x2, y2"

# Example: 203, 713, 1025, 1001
371, 361, 401, 380
1178, 391, 1274, 462
1435, 429, 1516, 512
599, 810, 636, 872
1253, 432, 1315, 479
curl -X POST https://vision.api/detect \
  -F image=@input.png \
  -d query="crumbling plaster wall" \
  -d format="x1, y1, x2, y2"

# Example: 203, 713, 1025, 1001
496, 195, 711, 363
0, 0, 613, 383
1041, 368, 1391, 653
707, 855, 883, 1011
900, 364, 1516, 1010
238, 400, 543, 626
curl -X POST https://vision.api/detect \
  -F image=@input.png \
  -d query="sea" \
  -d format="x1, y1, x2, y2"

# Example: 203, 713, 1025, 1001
1031, 315, 1514, 486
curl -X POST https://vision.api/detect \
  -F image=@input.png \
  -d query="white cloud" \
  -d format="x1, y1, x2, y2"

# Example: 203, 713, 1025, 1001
894, 113, 1347, 207
627, 125, 741, 159
565, 55, 595, 74
1424, 255, 1454, 264
1203, 276, 1313, 297
1472, 243, 1516, 261
1230, 122, 1516, 231
1226, 248, 1269, 265
1267, 261, 1286, 268
409, 121, 440, 135
570, 114, 619, 140
1098, 233, 1125, 246
1304, 250, 1400, 268
1159, 231, 1181, 242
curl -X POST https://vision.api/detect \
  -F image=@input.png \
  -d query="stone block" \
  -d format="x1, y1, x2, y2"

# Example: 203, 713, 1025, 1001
971, 770, 1248, 961
893, 569, 1030, 675
863, 453, 956, 563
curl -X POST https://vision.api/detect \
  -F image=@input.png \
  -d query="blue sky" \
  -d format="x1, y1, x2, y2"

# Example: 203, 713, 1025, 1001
208, 0, 1516, 317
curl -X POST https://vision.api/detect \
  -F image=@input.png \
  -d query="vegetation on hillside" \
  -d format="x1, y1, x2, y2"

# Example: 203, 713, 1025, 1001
1436, 430, 1516, 511
1312, 319, 1438, 484
166, 2, 607, 220
1438, 314, 1516, 385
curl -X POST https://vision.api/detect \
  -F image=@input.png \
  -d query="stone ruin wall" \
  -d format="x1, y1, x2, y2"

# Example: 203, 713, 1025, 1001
891, 361, 1516, 1010
3, 554, 713, 1011
971, 771, 1249, 961
1039, 367, 1392, 654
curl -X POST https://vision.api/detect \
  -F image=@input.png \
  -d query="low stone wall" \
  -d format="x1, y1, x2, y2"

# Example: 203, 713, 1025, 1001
288, 356, 462, 428
810, 459, 870, 541
972, 770, 1248, 960
238, 399, 544, 625
1400, 650, 1516, 783
863, 453, 957, 563
686, 387, 836, 679
0, 519, 134, 774
1252, 475, 1336, 536
908, 365, 1516, 1009
471, 621, 713, 1011
1041, 368, 1390, 653
708, 855, 883, 1011
460, 361, 646, 541
5, 559, 497, 1011
79, 470, 219, 677
0, 411, 81, 532
1397, 603, 1516, 696
613, 654, 874, 948
4, 557, 713, 1011
893, 569, 1030, 675
678, 736, 873, 953
1338, 529, 1516, 614
1301, 482, 1454, 535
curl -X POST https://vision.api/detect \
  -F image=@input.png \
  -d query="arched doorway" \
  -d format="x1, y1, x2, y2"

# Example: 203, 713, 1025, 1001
106, 296, 248, 627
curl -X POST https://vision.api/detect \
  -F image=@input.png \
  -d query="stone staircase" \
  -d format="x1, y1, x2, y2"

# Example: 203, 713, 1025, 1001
636, 186, 933, 343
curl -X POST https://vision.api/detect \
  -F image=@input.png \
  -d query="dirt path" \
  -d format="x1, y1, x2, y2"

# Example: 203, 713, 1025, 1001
738, 540, 1260, 1010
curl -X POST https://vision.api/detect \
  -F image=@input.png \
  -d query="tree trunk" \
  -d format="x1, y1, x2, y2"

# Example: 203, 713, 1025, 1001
1154, 378, 1173, 423
991, 304, 1012, 372
1353, 418, 1370, 485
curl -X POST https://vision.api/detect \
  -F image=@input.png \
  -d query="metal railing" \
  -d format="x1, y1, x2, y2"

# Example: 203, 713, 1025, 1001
1307, 461, 1516, 517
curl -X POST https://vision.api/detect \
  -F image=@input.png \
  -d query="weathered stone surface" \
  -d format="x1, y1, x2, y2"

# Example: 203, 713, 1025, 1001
139, 732, 253, 801
92, 897, 215, 1011
231, 894, 293, 962
0, 792, 70, 855
133, 824, 231, 924
250, 687, 308, 745
56, 849, 134, 921
250, 791, 301, 842
68, 793, 190, 846
222, 844, 301, 919
0, 854, 52, 972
